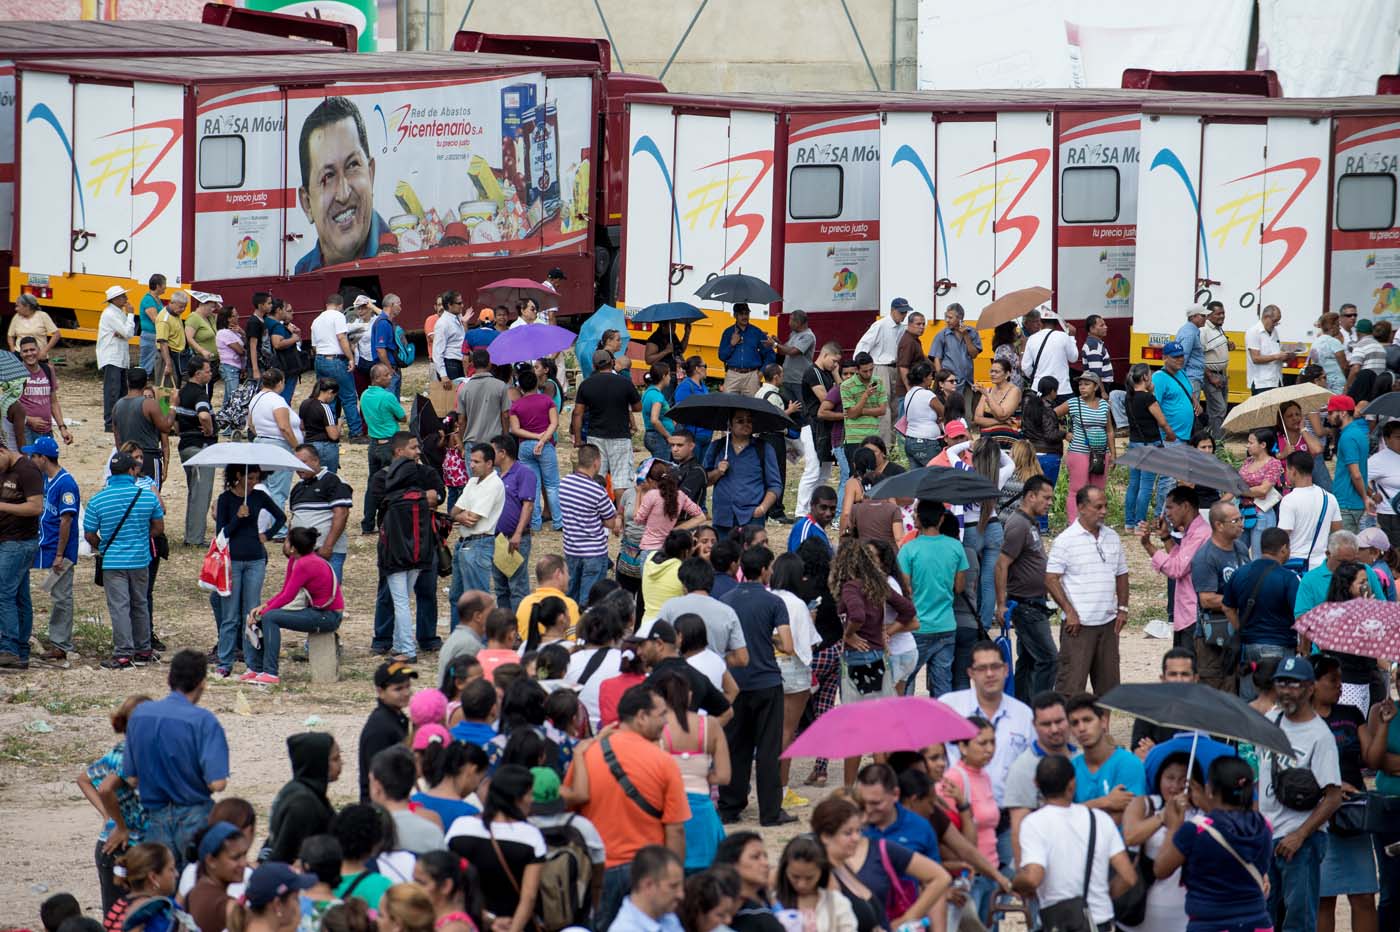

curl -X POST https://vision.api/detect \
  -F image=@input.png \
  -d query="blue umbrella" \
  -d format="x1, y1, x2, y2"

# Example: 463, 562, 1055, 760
488, 324, 577, 365
632, 301, 705, 324
1143, 732, 1237, 794
575, 304, 630, 379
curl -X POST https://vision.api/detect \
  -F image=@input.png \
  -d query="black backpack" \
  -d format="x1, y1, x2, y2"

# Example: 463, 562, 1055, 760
377, 482, 435, 571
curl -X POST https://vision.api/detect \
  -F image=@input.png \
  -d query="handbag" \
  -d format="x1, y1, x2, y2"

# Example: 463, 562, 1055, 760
1111, 797, 1157, 925
1071, 399, 1107, 475
1039, 807, 1098, 932
197, 533, 233, 597
1333, 791, 1400, 835
894, 386, 924, 437
878, 838, 919, 921
94, 491, 142, 587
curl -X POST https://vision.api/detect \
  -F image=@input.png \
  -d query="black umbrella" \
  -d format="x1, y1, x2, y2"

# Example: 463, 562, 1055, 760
1364, 391, 1400, 421
1115, 444, 1252, 498
1099, 683, 1293, 758
694, 274, 782, 305
866, 466, 1002, 505
668, 391, 795, 434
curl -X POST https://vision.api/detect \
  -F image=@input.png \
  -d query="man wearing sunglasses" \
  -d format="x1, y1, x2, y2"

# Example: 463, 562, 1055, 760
1046, 485, 1129, 695
1338, 302, 1359, 349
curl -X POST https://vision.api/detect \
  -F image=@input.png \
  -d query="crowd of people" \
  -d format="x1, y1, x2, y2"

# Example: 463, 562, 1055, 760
10, 286, 1400, 932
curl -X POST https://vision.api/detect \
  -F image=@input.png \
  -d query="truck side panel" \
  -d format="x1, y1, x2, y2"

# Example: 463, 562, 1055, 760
670, 113, 734, 307
619, 101, 676, 312
17, 70, 73, 282
1196, 121, 1267, 331
129, 83, 186, 288
934, 119, 996, 316
992, 111, 1053, 298
1257, 116, 1329, 337
1132, 114, 1204, 353
1330, 116, 1400, 325
71, 82, 135, 280
725, 110, 777, 309
1, 63, 15, 257
878, 111, 936, 317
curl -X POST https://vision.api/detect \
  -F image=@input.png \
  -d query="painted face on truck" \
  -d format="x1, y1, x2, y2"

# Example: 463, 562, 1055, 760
299, 115, 377, 267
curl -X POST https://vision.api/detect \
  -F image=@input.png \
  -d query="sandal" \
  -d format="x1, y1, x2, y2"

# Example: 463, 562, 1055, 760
803, 772, 828, 787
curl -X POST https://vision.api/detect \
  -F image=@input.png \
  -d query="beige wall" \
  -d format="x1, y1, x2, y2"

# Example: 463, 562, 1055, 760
442, 0, 918, 91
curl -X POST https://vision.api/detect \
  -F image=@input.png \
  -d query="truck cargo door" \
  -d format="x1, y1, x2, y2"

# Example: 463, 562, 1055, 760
17, 70, 74, 279
620, 102, 676, 311
1255, 117, 1329, 330
722, 110, 777, 310
71, 82, 135, 278
1329, 116, 1400, 324
880, 112, 936, 314
672, 114, 735, 305
934, 120, 996, 316
128, 83, 184, 288
1134, 114, 1204, 335
1196, 121, 1266, 325
992, 111, 1053, 299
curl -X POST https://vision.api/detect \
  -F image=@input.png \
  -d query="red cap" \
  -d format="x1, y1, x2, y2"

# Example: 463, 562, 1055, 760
1326, 395, 1356, 412
944, 419, 969, 439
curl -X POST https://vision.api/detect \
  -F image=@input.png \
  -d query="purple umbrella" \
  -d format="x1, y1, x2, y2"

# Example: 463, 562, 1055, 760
487, 324, 577, 365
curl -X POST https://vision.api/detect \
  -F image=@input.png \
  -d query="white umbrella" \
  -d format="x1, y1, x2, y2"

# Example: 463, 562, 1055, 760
181, 441, 306, 472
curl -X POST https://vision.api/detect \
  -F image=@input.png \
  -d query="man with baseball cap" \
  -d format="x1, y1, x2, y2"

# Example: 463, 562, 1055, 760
356, 660, 417, 801
25, 436, 81, 667
855, 297, 912, 440
97, 284, 135, 433
1328, 394, 1372, 532
240, 862, 318, 919
1150, 340, 1200, 514
1260, 655, 1342, 932
1175, 305, 1209, 397
633, 619, 732, 722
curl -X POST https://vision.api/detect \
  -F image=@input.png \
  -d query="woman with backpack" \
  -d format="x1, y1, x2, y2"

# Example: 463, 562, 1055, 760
445, 764, 545, 932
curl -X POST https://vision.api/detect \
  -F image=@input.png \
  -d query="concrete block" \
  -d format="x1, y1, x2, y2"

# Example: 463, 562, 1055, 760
308, 632, 339, 683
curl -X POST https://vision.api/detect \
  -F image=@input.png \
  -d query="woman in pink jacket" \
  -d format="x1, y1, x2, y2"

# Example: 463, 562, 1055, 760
243, 525, 344, 684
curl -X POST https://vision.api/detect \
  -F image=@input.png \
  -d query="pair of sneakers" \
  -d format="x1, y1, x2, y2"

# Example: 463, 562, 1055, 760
237, 670, 280, 685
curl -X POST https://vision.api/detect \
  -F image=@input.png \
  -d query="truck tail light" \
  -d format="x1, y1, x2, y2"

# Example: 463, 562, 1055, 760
1142, 346, 1163, 361
20, 284, 53, 300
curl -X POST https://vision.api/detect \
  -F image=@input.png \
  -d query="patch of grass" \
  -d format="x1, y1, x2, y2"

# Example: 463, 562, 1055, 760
41, 694, 111, 716
72, 616, 113, 658
4, 686, 39, 705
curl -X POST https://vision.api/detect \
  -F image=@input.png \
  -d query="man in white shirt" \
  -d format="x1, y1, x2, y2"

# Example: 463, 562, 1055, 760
942, 641, 1035, 807
432, 290, 468, 382
1046, 486, 1129, 695
1020, 309, 1079, 403
448, 441, 505, 607
1201, 301, 1233, 441
97, 284, 135, 433
539, 267, 566, 324
1245, 304, 1287, 394
855, 297, 910, 442
1276, 451, 1341, 571
1338, 302, 1359, 348
1369, 421, 1400, 549
1004, 692, 1076, 867
310, 293, 365, 439
1013, 755, 1135, 929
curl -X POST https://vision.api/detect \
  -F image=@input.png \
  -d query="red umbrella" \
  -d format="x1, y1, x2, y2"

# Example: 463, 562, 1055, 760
1295, 598, 1400, 660
476, 278, 558, 309
781, 695, 978, 760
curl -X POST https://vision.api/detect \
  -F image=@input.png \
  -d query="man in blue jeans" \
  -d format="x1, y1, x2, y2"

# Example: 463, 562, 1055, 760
559, 444, 620, 603
1260, 656, 1343, 932
897, 498, 968, 697
121, 649, 230, 870
448, 443, 504, 611
309, 294, 365, 437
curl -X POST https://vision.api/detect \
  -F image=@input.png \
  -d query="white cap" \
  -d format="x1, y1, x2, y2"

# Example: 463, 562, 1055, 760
352, 294, 375, 307
105, 284, 128, 301
1186, 305, 1208, 318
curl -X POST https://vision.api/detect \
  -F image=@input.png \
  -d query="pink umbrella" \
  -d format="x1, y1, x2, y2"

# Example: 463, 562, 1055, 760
476, 278, 558, 309
781, 695, 979, 760
1295, 598, 1400, 660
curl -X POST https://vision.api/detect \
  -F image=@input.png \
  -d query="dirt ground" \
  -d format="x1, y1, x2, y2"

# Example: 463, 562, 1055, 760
0, 351, 1347, 928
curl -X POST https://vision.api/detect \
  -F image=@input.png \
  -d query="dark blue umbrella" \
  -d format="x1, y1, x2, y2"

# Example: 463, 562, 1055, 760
632, 302, 705, 324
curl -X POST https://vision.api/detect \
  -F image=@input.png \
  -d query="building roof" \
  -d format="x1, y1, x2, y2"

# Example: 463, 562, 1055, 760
0, 20, 344, 58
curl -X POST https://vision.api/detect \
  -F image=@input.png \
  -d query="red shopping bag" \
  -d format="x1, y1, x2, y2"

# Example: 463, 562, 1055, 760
198, 534, 232, 597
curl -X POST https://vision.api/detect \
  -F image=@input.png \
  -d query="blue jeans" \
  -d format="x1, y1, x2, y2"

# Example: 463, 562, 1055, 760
311, 440, 340, 474
0, 538, 39, 660
144, 800, 212, 872
1154, 440, 1188, 516
521, 442, 563, 532
1011, 601, 1057, 701
217, 558, 266, 670
1124, 441, 1159, 529
388, 569, 422, 657
139, 332, 158, 376
1240, 642, 1292, 700
278, 372, 298, 405
962, 520, 1004, 629
328, 552, 346, 583
904, 436, 940, 468
1268, 829, 1325, 932
254, 436, 294, 522
1249, 507, 1278, 558
374, 562, 438, 650
910, 630, 957, 697
567, 554, 611, 605
250, 607, 341, 677
220, 364, 242, 409
643, 429, 670, 462
388, 368, 402, 400
493, 534, 533, 611
313, 356, 365, 436
596, 864, 632, 931
450, 536, 495, 621
1036, 453, 1062, 531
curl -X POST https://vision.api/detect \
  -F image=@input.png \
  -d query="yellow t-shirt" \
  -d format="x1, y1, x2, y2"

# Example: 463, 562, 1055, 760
514, 586, 581, 640
641, 557, 685, 624
156, 309, 187, 352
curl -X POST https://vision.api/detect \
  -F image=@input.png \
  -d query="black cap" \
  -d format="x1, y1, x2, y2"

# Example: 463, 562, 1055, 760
374, 660, 419, 688
548, 267, 567, 280
625, 620, 677, 645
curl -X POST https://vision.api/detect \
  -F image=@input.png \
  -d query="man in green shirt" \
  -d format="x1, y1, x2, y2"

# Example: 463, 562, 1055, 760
839, 351, 887, 463
359, 363, 406, 533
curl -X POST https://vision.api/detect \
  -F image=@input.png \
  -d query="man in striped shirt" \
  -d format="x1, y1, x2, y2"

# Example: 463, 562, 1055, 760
559, 443, 620, 604
83, 451, 165, 670
1046, 485, 1129, 695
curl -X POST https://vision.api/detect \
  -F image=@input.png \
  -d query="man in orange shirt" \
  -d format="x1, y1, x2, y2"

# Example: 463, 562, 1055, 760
566, 683, 690, 929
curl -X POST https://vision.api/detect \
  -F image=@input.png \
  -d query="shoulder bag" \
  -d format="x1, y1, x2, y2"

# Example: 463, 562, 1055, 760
1111, 797, 1157, 926
1269, 711, 1323, 811
1188, 816, 1266, 893
487, 821, 545, 932
1039, 808, 1099, 932
878, 838, 919, 920
600, 736, 663, 818
94, 491, 142, 587
1026, 331, 1053, 390
1283, 492, 1331, 576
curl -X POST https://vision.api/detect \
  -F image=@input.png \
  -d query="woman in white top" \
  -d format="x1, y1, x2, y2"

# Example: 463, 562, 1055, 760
247, 368, 303, 518
565, 601, 628, 730
676, 614, 736, 695
772, 552, 820, 809
901, 361, 942, 467
653, 665, 731, 873
1119, 749, 1204, 932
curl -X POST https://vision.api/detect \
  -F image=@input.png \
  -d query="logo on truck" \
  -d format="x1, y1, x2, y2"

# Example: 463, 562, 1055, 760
950, 148, 1050, 275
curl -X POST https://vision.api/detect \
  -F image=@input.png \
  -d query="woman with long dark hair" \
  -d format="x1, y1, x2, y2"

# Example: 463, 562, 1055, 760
524, 595, 571, 653
655, 666, 731, 874
411, 738, 488, 830
901, 361, 943, 466
509, 365, 562, 534
973, 357, 1022, 446
797, 536, 843, 788
673, 355, 713, 463
636, 461, 705, 555
1324, 562, 1384, 716
642, 362, 676, 461
1239, 428, 1283, 558
713, 833, 784, 932
771, 552, 819, 806
414, 849, 485, 932
839, 447, 901, 544
212, 463, 284, 679
445, 764, 545, 932
774, 835, 858, 931
679, 868, 741, 932
1123, 363, 1168, 528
